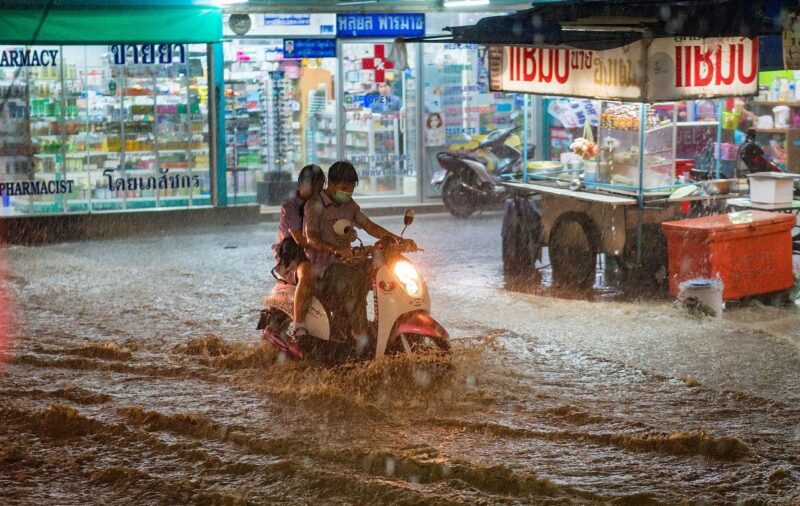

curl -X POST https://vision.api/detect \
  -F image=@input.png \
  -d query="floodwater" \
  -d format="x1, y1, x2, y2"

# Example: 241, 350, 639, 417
1, 212, 799, 504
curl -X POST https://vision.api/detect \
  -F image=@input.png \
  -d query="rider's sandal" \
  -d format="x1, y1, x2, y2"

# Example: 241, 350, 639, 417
290, 326, 309, 344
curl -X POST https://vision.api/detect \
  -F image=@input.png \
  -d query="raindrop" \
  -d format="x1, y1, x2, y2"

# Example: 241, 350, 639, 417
466, 375, 476, 388
512, 22, 523, 38
409, 474, 420, 484
414, 367, 431, 388
442, 464, 451, 477
277, 351, 287, 364
355, 335, 369, 355
385, 457, 396, 476
659, 4, 671, 20
531, 15, 543, 29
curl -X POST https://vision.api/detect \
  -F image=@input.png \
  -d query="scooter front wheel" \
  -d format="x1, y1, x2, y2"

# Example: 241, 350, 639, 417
389, 333, 450, 356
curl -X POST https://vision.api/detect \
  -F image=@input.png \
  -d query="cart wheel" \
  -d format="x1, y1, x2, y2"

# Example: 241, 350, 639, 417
443, 170, 479, 219
619, 224, 669, 293
549, 213, 598, 290
502, 196, 542, 277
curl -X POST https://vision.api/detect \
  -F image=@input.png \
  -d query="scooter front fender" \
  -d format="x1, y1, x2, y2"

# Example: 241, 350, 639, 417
389, 311, 449, 342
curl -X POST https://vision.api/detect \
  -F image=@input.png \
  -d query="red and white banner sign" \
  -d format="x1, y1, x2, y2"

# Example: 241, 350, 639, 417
489, 37, 758, 101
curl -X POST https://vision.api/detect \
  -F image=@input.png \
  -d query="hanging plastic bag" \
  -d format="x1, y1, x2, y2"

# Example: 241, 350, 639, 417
388, 38, 410, 71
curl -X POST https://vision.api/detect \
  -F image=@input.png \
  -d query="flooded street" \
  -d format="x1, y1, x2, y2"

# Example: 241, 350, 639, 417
2, 212, 800, 504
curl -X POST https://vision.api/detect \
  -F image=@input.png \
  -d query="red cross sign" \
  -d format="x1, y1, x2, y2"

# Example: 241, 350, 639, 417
361, 44, 394, 83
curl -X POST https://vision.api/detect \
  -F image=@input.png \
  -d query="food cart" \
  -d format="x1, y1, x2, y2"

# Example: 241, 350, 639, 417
488, 36, 762, 290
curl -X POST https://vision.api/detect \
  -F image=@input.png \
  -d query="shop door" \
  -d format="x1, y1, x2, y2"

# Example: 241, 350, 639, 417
339, 40, 418, 198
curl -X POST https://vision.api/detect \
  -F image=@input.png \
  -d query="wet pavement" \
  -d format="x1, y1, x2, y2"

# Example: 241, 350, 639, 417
1, 212, 800, 504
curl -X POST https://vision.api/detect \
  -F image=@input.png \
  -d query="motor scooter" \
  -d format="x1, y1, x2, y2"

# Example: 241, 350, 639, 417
258, 210, 449, 362
432, 126, 535, 219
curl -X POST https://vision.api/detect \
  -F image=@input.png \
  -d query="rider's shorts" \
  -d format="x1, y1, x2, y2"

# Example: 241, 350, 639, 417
274, 260, 302, 285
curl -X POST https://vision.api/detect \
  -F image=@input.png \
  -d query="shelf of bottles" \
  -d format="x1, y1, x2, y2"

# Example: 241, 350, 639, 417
264, 71, 302, 174
224, 78, 262, 201
2, 45, 211, 214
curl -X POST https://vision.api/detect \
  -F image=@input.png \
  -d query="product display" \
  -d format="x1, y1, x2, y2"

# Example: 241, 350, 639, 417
340, 42, 412, 195
746, 73, 800, 173
597, 102, 676, 190
224, 41, 336, 202
1, 45, 211, 214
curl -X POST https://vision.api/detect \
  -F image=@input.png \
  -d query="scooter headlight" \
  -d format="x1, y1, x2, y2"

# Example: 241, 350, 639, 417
393, 260, 420, 296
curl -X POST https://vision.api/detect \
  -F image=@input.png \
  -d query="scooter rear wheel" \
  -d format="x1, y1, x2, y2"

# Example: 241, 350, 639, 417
443, 171, 479, 219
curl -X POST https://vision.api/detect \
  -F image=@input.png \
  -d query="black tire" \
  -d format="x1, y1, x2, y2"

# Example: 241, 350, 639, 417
502, 196, 542, 277
442, 170, 479, 219
549, 213, 598, 290
619, 224, 669, 294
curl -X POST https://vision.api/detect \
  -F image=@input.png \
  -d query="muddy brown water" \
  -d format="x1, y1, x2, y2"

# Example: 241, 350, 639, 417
2, 214, 800, 504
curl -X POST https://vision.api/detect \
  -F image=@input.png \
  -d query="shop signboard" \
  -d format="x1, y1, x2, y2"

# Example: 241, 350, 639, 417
264, 14, 312, 26
0, 48, 58, 67
647, 37, 759, 101
283, 39, 336, 59
224, 14, 336, 37
489, 37, 758, 101
110, 44, 186, 66
337, 13, 425, 38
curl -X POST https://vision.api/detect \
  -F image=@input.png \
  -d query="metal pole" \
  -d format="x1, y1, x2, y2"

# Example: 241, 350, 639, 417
336, 38, 345, 162
415, 41, 424, 202
715, 99, 723, 179
208, 42, 226, 207
636, 102, 646, 265
522, 94, 529, 183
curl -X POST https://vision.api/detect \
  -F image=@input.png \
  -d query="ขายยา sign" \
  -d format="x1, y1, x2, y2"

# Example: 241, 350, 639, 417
489, 37, 758, 101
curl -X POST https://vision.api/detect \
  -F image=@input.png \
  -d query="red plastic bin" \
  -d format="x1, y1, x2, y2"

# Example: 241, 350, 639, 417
661, 211, 796, 300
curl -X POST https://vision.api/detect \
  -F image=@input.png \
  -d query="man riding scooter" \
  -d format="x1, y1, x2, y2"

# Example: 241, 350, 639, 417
303, 161, 415, 348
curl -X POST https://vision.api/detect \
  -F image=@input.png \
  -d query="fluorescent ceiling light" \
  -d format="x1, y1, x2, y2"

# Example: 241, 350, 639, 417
444, 0, 491, 8
214, 0, 245, 5
337, 0, 378, 5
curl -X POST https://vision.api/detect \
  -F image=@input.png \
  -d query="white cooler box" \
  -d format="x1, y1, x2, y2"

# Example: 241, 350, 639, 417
747, 172, 799, 204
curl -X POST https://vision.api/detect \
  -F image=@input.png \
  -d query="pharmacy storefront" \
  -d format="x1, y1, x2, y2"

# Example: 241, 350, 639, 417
223, 11, 529, 204
0, 5, 222, 216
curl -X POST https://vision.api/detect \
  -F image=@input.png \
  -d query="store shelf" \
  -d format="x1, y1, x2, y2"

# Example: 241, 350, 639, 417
753, 128, 791, 134
603, 122, 674, 134
750, 101, 800, 107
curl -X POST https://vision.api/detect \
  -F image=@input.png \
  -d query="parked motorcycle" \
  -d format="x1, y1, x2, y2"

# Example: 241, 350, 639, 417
258, 210, 449, 362
432, 127, 535, 219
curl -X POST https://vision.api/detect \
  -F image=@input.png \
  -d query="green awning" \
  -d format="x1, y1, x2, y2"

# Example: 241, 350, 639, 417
0, 6, 222, 44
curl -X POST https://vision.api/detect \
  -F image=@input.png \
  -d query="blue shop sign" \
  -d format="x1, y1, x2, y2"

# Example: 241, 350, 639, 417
0, 49, 58, 67
264, 14, 311, 26
337, 13, 424, 38
283, 39, 336, 59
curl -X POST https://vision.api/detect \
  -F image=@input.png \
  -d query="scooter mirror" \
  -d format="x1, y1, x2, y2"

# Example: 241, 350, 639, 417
401, 209, 415, 237
333, 219, 352, 237
404, 209, 415, 227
